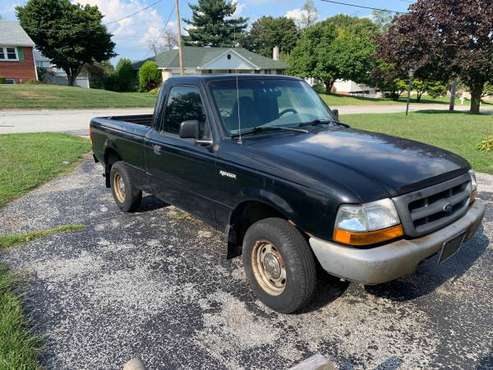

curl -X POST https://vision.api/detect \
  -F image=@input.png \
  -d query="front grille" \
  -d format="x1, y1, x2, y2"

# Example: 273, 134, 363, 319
393, 173, 472, 237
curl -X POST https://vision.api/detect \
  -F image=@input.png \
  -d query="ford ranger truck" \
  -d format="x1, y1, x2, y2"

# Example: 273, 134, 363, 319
90, 75, 486, 313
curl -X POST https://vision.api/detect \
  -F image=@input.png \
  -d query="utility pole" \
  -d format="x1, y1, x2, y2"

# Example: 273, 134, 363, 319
449, 79, 457, 112
406, 68, 414, 116
175, 0, 185, 75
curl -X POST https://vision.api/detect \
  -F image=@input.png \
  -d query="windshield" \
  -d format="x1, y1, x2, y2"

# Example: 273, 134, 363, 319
208, 78, 335, 136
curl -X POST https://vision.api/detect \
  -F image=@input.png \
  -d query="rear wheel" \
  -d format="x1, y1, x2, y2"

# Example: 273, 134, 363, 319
110, 161, 142, 212
242, 218, 317, 313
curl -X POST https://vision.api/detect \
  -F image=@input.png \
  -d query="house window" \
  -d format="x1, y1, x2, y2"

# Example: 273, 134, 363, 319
0, 47, 18, 61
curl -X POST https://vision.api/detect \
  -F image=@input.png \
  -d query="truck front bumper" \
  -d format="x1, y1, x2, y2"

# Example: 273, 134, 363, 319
309, 199, 486, 285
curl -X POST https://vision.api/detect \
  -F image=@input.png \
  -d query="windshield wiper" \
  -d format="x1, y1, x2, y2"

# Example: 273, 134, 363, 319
298, 119, 336, 128
232, 125, 309, 137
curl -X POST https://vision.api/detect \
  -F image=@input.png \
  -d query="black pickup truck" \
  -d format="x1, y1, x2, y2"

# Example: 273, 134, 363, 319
91, 75, 485, 313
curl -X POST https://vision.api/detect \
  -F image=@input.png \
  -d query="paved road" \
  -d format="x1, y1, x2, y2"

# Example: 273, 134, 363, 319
0, 160, 492, 369
0, 108, 152, 135
1, 104, 490, 135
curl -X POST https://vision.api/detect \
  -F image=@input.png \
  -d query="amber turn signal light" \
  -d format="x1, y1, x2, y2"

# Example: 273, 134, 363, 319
333, 224, 404, 246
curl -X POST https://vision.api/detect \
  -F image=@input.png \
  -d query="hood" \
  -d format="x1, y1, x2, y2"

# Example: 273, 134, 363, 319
239, 127, 469, 202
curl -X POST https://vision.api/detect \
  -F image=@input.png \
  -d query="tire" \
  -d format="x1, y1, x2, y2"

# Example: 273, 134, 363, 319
242, 217, 317, 313
109, 161, 142, 212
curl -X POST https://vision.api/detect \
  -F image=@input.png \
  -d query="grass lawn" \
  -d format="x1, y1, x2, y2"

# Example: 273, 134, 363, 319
0, 133, 90, 368
0, 84, 156, 110
0, 133, 91, 207
320, 93, 451, 106
0, 264, 39, 370
320, 93, 493, 107
342, 111, 493, 174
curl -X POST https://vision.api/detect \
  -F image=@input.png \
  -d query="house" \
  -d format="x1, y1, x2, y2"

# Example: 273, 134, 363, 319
34, 49, 90, 88
332, 80, 380, 98
0, 21, 37, 83
133, 46, 288, 82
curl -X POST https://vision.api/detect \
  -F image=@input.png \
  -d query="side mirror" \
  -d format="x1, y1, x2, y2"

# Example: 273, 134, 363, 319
179, 120, 200, 139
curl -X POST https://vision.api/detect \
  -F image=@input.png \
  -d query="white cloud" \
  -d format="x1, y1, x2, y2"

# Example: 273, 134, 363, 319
285, 8, 304, 22
286, 6, 318, 28
74, 0, 175, 59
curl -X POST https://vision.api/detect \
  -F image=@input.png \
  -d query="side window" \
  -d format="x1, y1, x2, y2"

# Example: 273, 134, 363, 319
163, 86, 209, 138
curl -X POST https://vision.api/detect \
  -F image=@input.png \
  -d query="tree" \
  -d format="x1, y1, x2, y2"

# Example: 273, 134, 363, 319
482, 83, 493, 97
300, 0, 318, 28
139, 61, 161, 92
371, 10, 394, 32
378, 0, 493, 114
371, 60, 403, 99
113, 58, 136, 92
241, 17, 299, 58
426, 80, 448, 99
86, 61, 114, 90
183, 0, 248, 47
148, 28, 178, 56
17, 0, 115, 86
289, 15, 380, 92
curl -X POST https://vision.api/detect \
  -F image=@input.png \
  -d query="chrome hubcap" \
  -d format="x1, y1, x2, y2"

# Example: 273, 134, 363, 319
252, 241, 287, 296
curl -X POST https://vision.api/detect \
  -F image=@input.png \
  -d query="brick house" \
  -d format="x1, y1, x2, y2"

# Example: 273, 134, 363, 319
0, 21, 37, 83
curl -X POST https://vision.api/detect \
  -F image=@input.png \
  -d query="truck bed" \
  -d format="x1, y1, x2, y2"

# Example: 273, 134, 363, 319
105, 114, 154, 126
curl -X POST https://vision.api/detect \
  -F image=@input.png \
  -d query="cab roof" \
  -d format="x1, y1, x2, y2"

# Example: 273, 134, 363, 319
165, 74, 303, 85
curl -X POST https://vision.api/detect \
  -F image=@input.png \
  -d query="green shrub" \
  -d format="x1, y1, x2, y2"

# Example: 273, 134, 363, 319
138, 61, 161, 92
426, 81, 448, 98
114, 58, 137, 92
312, 82, 326, 94
149, 87, 160, 96
477, 136, 493, 152
0, 77, 5, 84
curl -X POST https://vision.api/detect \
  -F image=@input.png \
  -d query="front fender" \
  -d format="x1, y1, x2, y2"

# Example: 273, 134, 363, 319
234, 188, 295, 220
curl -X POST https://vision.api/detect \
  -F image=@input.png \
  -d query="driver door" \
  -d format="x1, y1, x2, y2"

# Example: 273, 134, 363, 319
145, 84, 218, 226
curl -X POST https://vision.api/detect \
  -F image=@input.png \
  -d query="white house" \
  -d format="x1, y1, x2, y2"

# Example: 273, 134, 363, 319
133, 46, 288, 82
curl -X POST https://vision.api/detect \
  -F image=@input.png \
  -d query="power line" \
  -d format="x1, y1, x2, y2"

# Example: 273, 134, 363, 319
319, 0, 406, 14
163, 2, 176, 28
104, 0, 165, 26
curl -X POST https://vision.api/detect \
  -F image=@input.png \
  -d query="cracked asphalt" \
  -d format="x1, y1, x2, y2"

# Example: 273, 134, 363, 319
0, 159, 492, 369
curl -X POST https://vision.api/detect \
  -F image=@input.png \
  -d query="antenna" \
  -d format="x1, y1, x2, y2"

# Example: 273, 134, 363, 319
235, 74, 242, 144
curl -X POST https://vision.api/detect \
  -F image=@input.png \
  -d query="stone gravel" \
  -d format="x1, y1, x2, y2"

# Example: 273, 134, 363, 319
0, 160, 492, 369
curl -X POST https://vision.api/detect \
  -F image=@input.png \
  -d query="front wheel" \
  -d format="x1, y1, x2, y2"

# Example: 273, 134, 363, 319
242, 218, 317, 313
110, 161, 142, 212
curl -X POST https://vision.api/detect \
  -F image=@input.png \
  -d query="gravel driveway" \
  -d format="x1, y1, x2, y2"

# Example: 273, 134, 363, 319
0, 160, 492, 369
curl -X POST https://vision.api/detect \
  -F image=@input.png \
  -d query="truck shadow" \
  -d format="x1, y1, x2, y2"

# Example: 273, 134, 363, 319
299, 269, 350, 313
477, 352, 493, 369
135, 195, 169, 213
364, 226, 490, 301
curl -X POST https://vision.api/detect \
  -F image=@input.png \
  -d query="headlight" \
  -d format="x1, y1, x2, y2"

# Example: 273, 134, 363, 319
333, 198, 403, 246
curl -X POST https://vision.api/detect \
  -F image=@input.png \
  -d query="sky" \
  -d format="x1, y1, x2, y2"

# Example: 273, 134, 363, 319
1, 0, 414, 64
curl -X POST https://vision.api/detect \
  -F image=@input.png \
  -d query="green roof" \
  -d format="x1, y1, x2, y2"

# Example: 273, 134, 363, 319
134, 46, 288, 70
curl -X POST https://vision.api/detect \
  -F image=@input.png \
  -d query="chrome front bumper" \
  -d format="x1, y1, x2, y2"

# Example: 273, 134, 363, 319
309, 199, 486, 285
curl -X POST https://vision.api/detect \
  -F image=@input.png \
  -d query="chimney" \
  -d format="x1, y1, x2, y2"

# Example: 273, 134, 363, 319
273, 46, 280, 61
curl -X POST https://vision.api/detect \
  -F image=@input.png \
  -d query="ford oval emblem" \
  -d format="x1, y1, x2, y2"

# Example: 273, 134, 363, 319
443, 203, 453, 214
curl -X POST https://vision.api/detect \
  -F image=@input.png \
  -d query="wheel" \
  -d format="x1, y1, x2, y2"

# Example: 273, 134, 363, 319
110, 161, 142, 212
242, 218, 317, 313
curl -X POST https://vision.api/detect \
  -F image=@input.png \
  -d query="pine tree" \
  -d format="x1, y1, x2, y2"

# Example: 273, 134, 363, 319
183, 0, 248, 47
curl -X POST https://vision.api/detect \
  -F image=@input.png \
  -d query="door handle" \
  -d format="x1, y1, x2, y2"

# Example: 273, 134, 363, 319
153, 144, 163, 155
